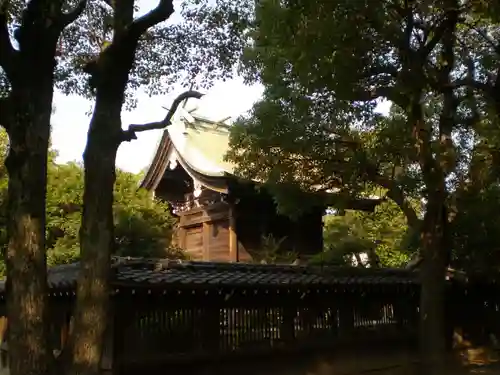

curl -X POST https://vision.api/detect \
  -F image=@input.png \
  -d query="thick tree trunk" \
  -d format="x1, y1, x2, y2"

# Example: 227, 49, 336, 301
67, 27, 132, 375
1, 2, 86, 374
65, 2, 174, 373
419, 198, 449, 375
67, 97, 121, 375
4, 92, 52, 375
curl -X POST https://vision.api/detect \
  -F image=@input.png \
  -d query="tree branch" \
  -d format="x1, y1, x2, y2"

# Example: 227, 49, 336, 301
14, 0, 44, 45
122, 90, 204, 142
362, 65, 399, 78
403, 0, 414, 55
419, 13, 455, 58
463, 23, 500, 56
379, 177, 420, 228
362, 162, 420, 228
437, 4, 458, 175
328, 134, 420, 228
0, 4, 18, 81
55, 0, 87, 30
0, 96, 11, 129
128, 0, 174, 39
452, 77, 492, 93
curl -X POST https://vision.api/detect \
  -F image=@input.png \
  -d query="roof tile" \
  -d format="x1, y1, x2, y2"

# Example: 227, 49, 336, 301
0, 258, 422, 294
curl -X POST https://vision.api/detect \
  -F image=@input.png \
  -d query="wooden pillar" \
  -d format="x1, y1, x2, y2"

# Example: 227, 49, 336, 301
178, 227, 187, 250
0, 317, 7, 344
203, 222, 210, 261
229, 206, 238, 262
0, 317, 7, 369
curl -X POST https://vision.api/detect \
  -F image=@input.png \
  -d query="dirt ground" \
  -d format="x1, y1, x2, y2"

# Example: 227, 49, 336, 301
389, 363, 500, 375
118, 340, 500, 375
466, 364, 500, 374
366, 359, 500, 375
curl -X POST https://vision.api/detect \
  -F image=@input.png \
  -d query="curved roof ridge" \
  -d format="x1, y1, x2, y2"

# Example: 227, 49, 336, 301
140, 115, 235, 191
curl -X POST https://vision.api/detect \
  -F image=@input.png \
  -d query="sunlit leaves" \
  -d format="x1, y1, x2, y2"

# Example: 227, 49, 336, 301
44, 162, 181, 264
58, 0, 255, 103
319, 199, 415, 268
0, 131, 181, 272
2, 0, 256, 107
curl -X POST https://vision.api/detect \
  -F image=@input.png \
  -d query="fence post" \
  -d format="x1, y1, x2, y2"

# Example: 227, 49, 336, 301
280, 306, 295, 343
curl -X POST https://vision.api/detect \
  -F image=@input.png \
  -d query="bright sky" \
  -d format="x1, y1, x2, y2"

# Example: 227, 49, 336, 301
50, 0, 264, 174
51, 79, 264, 174
52, 0, 268, 173
50, 0, 390, 174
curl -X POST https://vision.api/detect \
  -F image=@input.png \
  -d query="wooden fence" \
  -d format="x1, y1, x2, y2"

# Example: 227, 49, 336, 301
109, 272, 499, 373
0, 261, 499, 374
113, 281, 421, 371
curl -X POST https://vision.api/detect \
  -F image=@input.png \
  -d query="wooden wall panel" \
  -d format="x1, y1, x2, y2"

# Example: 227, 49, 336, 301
229, 208, 237, 262
208, 220, 230, 261
185, 225, 203, 260
203, 222, 210, 261
236, 241, 253, 262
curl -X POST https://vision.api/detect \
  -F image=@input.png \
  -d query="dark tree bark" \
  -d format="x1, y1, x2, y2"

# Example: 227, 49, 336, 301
67, 94, 120, 375
5, 87, 53, 375
0, 2, 85, 374
411, 98, 449, 375
418, 8, 457, 375
419, 199, 449, 375
67, 2, 175, 374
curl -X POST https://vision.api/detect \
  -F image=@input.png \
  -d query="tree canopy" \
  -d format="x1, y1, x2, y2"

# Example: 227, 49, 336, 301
214, 1, 500, 373
222, 0, 500, 273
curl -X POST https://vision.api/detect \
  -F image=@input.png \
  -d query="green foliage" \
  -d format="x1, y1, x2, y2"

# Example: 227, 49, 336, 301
1, 0, 254, 105
251, 234, 297, 264
314, 199, 415, 268
450, 185, 500, 274
226, 0, 429, 208
215, 0, 500, 274
44, 162, 182, 266
0, 128, 182, 272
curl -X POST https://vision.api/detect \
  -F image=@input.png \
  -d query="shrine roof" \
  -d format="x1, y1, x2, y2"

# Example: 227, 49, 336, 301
140, 111, 235, 193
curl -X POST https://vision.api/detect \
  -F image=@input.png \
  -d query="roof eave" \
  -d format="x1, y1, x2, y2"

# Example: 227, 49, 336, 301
139, 130, 173, 191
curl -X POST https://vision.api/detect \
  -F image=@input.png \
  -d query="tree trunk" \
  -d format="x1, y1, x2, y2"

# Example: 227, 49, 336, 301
64, 1, 175, 372
67, 27, 133, 375
419, 198, 449, 375
4, 91, 52, 375
67, 96, 121, 375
